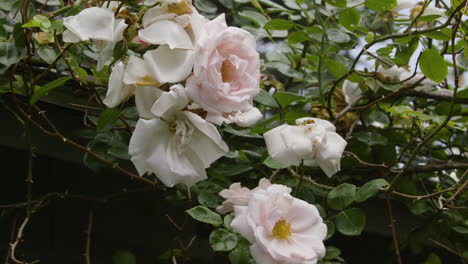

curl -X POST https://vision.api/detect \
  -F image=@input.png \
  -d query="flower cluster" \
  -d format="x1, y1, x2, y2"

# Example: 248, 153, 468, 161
63, 0, 262, 186
218, 179, 327, 264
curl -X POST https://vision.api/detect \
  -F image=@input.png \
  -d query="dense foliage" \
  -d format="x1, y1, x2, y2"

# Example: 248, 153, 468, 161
0, 0, 467, 263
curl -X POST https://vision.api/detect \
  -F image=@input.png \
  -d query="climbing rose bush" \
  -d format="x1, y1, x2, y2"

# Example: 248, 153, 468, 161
1, 0, 467, 263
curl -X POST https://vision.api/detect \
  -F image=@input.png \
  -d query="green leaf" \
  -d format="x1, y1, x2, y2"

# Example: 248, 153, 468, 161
394, 37, 419, 66
423, 28, 452, 41
113, 40, 128, 62
197, 190, 223, 208
0, 41, 19, 67
324, 220, 335, 240
339, 8, 361, 30
239, 10, 267, 27
326, 28, 350, 43
274, 91, 306, 107
33, 14, 51, 30
324, 246, 341, 260
325, 58, 348, 78
113, 250, 136, 264
254, 89, 279, 108
336, 208, 366, 236
22, 20, 41, 28
288, 31, 308, 44
209, 229, 238, 251
423, 253, 442, 264
30, 77, 71, 104
452, 226, 468, 234
194, 0, 218, 13
263, 156, 289, 169
420, 48, 447, 83
37, 46, 58, 64
97, 107, 120, 132
228, 238, 254, 264
355, 179, 389, 202
264, 19, 294, 30
327, 183, 356, 210
186, 206, 222, 226
365, 0, 397, 12
326, 0, 346, 7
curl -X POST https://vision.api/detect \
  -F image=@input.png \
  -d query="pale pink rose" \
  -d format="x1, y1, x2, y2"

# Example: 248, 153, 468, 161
186, 14, 262, 127
231, 184, 327, 264
216, 178, 273, 214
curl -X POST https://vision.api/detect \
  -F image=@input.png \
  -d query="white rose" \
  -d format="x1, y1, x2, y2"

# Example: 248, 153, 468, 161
264, 118, 347, 177
231, 184, 327, 264
129, 84, 228, 187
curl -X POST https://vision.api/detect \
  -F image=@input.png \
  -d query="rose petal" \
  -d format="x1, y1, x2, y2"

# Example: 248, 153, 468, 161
63, 7, 115, 41
135, 86, 163, 119
96, 19, 128, 70
138, 20, 193, 49
123, 55, 151, 85
184, 111, 229, 166
144, 45, 194, 83
264, 125, 302, 166
231, 107, 262, 127
318, 132, 347, 160
103, 61, 135, 108
129, 118, 170, 175
151, 84, 188, 120
231, 206, 255, 242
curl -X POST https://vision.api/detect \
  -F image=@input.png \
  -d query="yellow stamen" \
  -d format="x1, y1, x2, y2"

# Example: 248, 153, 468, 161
221, 60, 236, 83
300, 119, 315, 126
272, 219, 292, 240
136, 75, 161, 87
168, 0, 192, 15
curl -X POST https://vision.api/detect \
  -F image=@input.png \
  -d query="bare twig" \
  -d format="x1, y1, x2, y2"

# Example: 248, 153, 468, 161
386, 197, 403, 264
84, 210, 93, 264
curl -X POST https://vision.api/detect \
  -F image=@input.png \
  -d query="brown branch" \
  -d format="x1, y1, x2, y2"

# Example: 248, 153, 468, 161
444, 179, 467, 205
398, 89, 468, 104
429, 239, 465, 259
405, 162, 468, 173
84, 210, 93, 264
386, 197, 403, 264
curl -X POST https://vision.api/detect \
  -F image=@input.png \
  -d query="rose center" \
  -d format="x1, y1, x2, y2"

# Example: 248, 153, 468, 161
221, 60, 236, 83
272, 219, 292, 240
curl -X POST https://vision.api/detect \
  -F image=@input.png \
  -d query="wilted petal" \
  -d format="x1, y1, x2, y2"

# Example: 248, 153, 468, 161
103, 61, 135, 108
144, 45, 194, 83
264, 125, 303, 166
63, 7, 115, 41
318, 132, 347, 160
138, 20, 193, 49
315, 157, 341, 177
231, 107, 262, 127
296, 117, 336, 132
135, 86, 163, 119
